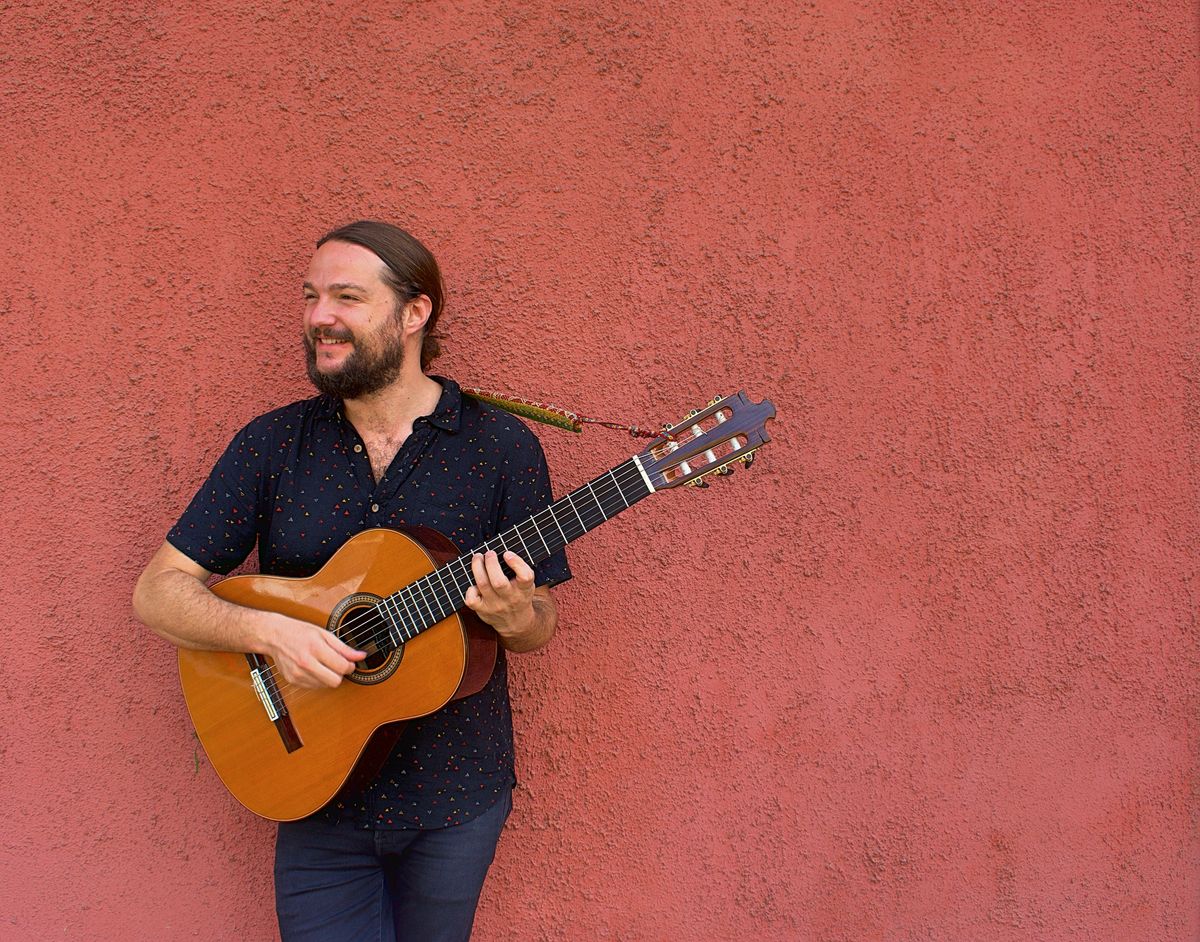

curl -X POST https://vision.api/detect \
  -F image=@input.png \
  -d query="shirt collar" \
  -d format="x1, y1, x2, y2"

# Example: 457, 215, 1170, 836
424, 376, 462, 432
323, 376, 462, 434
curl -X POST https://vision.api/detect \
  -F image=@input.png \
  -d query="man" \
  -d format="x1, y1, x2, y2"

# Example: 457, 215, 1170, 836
133, 220, 570, 942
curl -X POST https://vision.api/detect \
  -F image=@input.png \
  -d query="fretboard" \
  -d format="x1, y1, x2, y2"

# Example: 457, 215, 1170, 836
371, 457, 654, 649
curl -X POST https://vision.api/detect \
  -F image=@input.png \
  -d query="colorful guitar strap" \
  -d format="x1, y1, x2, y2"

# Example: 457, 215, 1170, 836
460, 386, 660, 439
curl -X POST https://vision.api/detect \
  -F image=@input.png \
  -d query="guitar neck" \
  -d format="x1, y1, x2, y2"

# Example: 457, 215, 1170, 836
375, 456, 656, 645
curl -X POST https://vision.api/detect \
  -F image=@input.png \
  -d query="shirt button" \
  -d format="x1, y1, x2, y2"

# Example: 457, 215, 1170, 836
371, 503, 380, 513
353, 444, 363, 453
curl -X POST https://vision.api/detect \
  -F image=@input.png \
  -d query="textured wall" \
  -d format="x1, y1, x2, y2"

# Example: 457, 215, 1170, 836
1, 1, 1196, 939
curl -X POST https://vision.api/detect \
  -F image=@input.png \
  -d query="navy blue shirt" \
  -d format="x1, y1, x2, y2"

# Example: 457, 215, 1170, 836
168, 377, 571, 828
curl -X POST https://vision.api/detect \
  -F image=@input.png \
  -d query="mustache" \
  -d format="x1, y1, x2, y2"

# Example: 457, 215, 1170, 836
306, 328, 354, 343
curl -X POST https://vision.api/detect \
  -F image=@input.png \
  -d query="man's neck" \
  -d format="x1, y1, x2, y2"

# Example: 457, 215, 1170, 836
341, 367, 443, 440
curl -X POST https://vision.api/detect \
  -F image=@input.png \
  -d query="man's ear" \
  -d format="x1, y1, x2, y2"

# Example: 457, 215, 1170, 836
402, 295, 433, 336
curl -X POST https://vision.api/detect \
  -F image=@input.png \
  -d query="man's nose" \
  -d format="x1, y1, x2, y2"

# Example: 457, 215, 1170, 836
307, 299, 338, 326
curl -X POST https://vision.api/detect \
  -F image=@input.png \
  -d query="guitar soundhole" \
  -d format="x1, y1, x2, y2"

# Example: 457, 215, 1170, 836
327, 593, 404, 687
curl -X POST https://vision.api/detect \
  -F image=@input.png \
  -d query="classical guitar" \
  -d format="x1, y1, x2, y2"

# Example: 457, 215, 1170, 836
178, 391, 776, 820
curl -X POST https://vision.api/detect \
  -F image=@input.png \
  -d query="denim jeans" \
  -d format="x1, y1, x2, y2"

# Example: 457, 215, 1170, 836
274, 788, 513, 942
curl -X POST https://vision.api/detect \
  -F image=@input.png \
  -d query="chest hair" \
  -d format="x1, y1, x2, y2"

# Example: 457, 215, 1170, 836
362, 429, 411, 483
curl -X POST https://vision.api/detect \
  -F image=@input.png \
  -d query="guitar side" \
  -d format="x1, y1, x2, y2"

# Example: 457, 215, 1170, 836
178, 528, 480, 822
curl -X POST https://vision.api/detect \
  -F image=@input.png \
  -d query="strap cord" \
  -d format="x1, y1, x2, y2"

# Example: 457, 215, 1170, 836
461, 386, 665, 439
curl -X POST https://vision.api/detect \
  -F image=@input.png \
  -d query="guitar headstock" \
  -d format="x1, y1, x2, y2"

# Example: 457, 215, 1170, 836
637, 391, 776, 491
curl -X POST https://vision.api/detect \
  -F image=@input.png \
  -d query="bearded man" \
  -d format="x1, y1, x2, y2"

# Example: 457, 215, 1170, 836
133, 220, 570, 942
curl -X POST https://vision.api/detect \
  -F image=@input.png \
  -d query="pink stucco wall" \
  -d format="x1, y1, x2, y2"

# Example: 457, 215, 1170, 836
2, 2, 1196, 939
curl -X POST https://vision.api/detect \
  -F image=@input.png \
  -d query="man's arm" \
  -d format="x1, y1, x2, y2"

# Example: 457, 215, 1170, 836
132, 541, 365, 688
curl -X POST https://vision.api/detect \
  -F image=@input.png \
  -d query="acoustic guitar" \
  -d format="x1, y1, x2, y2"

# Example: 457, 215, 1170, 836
178, 391, 776, 820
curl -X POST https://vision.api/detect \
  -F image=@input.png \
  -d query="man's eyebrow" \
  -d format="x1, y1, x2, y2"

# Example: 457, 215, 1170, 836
302, 281, 372, 293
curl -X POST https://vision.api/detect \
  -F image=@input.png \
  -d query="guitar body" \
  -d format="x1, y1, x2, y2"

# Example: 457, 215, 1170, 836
177, 526, 498, 822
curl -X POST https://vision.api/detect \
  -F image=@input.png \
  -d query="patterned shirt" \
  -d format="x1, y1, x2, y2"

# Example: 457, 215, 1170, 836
167, 377, 571, 829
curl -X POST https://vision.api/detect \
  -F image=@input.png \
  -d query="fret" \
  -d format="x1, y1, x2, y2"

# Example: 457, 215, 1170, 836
583, 480, 609, 525
431, 568, 457, 619
409, 579, 437, 627
380, 597, 402, 646
416, 575, 440, 624
534, 508, 566, 556
396, 589, 420, 640
547, 504, 569, 545
422, 575, 447, 621
502, 529, 527, 558
526, 516, 552, 559
564, 492, 587, 534
430, 573, 457, 623
591, 473, 623, 520
512, 522, 532, 560
449, 557, 473, 597
608, 468, 630, 509
458, 556, 477, 593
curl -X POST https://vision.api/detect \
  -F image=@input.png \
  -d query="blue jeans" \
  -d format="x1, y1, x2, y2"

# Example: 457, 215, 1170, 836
274, 789, 512, 942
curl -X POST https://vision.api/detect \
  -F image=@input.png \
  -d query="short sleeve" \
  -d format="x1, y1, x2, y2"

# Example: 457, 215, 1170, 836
496, 429, 573, 589
166, 420, 269, 575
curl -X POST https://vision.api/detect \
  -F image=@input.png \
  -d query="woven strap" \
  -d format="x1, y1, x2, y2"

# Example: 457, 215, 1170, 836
461, 387, 660, 438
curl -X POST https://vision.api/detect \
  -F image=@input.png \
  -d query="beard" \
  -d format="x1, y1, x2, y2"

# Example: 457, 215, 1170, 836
303, 321, 406, 400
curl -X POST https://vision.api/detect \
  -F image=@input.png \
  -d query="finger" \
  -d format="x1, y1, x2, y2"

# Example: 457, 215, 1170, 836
464, 585, 481, 609
314, 644, 357, 679
503, 550, 535, 585
326, 631, 367, 660
483, 550, 510, 590
311, 663, 346, 688
471, 553, 492, 599
292, 659, 344, 690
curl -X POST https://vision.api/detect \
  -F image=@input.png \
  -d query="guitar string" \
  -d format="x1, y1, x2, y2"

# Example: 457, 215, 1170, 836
316, 420, 720, 652
262, 456, 650, 707
258, 457, 656, 709
320, 459, 644, 649
263, 415, 747, 711
252, 417, 736, 715
256, 465, 638, 713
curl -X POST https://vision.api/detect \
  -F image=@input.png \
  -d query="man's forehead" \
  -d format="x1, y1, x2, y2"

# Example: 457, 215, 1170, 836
305, 240, 389, 288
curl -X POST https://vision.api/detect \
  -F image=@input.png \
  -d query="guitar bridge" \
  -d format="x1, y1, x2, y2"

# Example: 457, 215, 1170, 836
251, 667, 281, 721
245, 653, 303, 753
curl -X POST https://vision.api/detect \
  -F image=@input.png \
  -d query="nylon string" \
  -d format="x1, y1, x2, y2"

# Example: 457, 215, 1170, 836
257, 457, 655, 710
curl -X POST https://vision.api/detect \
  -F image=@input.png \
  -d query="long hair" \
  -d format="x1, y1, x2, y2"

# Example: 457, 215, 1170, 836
317, 220, 444, 369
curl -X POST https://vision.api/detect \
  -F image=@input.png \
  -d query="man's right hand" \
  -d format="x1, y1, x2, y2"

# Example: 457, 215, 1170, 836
257, 611, 367, 689
133, 541, 366, 689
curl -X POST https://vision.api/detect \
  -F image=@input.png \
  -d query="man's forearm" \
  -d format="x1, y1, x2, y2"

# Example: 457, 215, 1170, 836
497, 596, 558, 654
133, 567, 271, 655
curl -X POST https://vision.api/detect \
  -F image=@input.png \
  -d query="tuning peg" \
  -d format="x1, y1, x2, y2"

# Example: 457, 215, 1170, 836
741, 453, 755, 469
708, 394, 724, 406
691, 477, 710, 488
716, 466, 735, 477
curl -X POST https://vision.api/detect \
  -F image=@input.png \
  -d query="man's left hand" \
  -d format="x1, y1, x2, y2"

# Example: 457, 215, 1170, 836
465, 549, 536, 636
